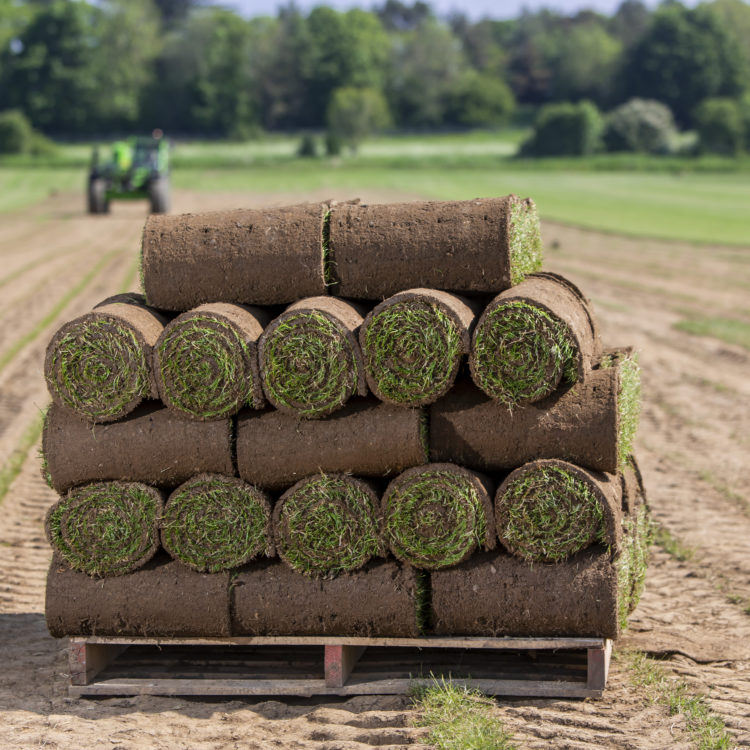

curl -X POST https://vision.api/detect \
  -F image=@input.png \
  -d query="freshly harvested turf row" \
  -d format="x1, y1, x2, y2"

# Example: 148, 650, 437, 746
232, 559, 421, 637
42, 401, 234, 493
273, 474, 383, 577
470, 273, 600, 407
141, 203, 329, 310
359, 289, 479, 407
236, 396, 427, 490
430, 350, 641, 474
45, 298, 166, 422
383, 463, 496, 570
328, 196, 542, 299
161, 474, 272, 573
494, 458, 622, 563
259, 297, 367, 418
154, 302, 269, 420
431, 546, 620, 639
45, 482, 163, 577
46, 552, 231, 637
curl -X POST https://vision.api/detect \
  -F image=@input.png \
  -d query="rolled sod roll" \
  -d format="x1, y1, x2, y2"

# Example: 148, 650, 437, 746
236, 397, 427, 490
273, 474, 383, 577
469, 272, 601, 407
45, 552, 231, 638
232, 559, 421, 637
328, 196, 542, 299
259, 297, 367, 418
494, 458, 622, 563
161, 474, 273, 573
154, 302, 268, 420
429, 350, 642, 474
359, 289, 479, 407
141, 202, 329, 310
45, 298, 166, 423
45, 482, 163, 577
42, 401, 234, 493
382, 463, 496, 570
431, 547, 620, 638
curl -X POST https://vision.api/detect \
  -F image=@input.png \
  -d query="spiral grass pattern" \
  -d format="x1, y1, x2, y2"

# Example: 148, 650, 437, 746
274, 474, 382, 577
161, 474, 272, 573
45, 317, 150, 422
362, 299, 464, 406
45, 482, 162, 577
383, 465, 493, 570
261, 311, 361, 418
471, 300, 577, 407
156, 314, 258, 420
495, 463, 605, 563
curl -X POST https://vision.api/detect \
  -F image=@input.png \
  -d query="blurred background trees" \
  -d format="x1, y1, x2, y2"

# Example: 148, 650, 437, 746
0, 0, 748, 155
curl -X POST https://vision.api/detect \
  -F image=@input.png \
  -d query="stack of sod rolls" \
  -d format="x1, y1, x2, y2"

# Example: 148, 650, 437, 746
43, 196, 650, 642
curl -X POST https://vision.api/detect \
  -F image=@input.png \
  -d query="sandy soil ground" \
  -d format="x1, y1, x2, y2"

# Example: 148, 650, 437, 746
0, 191, 748, 749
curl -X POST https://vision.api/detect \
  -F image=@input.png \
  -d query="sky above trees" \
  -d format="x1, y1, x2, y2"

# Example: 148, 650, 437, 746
220, 0, 700, 21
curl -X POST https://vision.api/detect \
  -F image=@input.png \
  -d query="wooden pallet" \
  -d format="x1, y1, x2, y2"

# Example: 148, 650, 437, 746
68, 635, 612, 698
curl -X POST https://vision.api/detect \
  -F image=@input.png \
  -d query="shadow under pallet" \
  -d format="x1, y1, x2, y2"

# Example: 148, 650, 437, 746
68, 635, 612, 698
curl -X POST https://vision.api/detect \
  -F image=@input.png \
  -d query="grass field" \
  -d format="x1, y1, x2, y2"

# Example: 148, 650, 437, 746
1, 131, 749, 246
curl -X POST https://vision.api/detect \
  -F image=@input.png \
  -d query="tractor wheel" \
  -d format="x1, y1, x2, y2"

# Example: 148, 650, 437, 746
87, 178, 109, 215
148, 177, 170, 214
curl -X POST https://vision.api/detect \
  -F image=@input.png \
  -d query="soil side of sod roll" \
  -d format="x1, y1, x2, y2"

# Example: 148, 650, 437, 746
382, 463, 496, 570
430, 546, 619, 639
232, 559, 421, 637
236, 396, 427, 490
42, 401, 234, 493
429, 366, 621, 475
273, 474, 383, 577
494, 458, 622, 563
141, 203, 328, 310
469, 272, 602, 406
328, 196, 542, 300
45, 552, 231, 638
45, 299, 167, 423
161, 474, 273, 573
154, 302, 270, 420
45, 482, 164, 577
259, 296, 368, 419
359, 289, 481, 407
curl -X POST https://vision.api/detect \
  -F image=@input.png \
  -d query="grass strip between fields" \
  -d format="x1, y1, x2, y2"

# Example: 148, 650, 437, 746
0, 248, 123, 375
674, 316, 750, 352
622, 650, 735, 750
118, 252, 141, 294
411, 677, 517, 750
0, 410, 45, 508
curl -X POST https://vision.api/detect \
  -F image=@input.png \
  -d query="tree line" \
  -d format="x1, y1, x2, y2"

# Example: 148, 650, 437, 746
0, 0, 748, 147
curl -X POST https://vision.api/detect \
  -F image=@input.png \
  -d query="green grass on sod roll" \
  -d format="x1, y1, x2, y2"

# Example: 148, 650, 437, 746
385, 470, 488, 570
47, 319, 149, 421
616, 505, 652, 629
363, 301, 463, 405
497, 465, 605, 562
276, 474, 382, 577
46, 482, 160, 577
161, 476, 271, 573
508, 198, 544, 285
472, 301, 577, 407
604, 351, 642, 468
262, 312, 360, 418
157, 315, 254, 419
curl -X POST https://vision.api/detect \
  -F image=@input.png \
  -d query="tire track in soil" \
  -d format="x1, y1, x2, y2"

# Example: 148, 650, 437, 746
1, 196, 749, 750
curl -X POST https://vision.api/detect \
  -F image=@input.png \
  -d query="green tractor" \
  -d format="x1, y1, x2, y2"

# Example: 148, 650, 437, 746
88, 133, 171, 214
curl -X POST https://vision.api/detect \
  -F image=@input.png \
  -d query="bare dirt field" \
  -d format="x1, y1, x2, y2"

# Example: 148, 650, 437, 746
0, 191, 748, 749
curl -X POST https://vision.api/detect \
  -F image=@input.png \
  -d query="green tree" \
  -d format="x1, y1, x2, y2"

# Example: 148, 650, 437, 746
621, 4, 748, 125
326, 86, 391, 153
0, 109, 33, 153
445, 71, 514, 127
603, 98, 676, 153
695, 97, 745, 155
521, 100, 603, 156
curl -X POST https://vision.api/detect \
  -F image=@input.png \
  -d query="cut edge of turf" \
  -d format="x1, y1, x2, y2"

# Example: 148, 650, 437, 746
508, 197, 543, 286
602, 351, 642, 468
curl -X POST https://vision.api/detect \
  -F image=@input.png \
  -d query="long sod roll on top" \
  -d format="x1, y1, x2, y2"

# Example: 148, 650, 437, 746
359, 289, 479, 407
141, 203, 330, 310
470, 272, 600, 407
45, 297, 165, 423
154, 302, 268, 420
328, 196, 543, 299
259, 297, 367, 418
